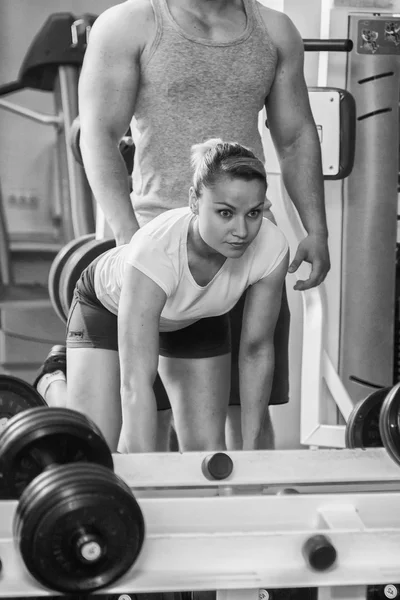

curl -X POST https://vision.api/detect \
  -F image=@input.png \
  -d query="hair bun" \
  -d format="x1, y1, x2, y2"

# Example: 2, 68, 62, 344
191, 138, 223, 169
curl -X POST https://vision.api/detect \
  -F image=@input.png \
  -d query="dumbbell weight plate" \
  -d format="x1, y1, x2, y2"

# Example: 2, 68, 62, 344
0, 407, 113, 498
48, 234, 95, 323
59, 238, 116, 322
345, 387, 391, 448
0, 375, 47, 434
15, 463, 145, 593
379, 382, 400, 467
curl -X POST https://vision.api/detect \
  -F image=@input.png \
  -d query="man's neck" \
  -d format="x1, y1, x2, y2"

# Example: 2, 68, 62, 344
172, 0, 236, 16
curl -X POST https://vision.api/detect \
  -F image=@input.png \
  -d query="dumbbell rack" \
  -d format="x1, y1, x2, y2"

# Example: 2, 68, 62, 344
2, 449, 400, 600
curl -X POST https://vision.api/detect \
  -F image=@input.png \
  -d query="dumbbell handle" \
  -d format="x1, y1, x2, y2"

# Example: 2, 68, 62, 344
31, 447, 59, 471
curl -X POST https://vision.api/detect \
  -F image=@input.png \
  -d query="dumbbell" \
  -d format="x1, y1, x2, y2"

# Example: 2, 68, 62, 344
0, 407, 145, 593
345, 382, 400, 467
48, 235, 115, 324
69, 115, 135, 175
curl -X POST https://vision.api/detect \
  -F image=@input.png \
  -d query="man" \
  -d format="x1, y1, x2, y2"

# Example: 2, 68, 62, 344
38, 0, 330, 450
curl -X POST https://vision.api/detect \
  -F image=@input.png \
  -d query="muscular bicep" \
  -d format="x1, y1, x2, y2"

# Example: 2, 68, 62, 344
118, 265, 167, 388
241, 252, 289, 353
79, 4, 149, 144
264, 14, 315, 152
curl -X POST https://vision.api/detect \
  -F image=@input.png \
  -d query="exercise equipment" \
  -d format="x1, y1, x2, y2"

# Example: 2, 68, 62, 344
48, 235, 115, 323
69, 115, 136, 175
379, 383, 400, 467
15, 463, 144, 593
48, 233, 95, 323
0, 13, 99, 241
345, 387, 390, 449
0, 407, 144, 593
201, 452, 234, 481
0, 375, 47, 435
59, 237, 116, 321
3, 439, 400, 598
0, 407, 113, 498
345, 384, 400, 467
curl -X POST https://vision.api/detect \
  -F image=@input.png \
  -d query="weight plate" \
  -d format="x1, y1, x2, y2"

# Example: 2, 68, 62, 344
48, 234, 95, 323
59, 238, 116, 322
0, 375, 47, 435
0, 407, 113, 498
345, 387, 391, 448
15, 463, 145, 593
379, 382, 400, 467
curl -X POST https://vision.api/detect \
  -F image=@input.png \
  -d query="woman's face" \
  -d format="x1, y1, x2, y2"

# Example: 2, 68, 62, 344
192, 176, 266, 258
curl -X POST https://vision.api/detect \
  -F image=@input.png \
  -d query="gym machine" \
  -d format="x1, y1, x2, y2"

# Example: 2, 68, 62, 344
0, 12, 98, 244
2, 391, 400, 600
0, 13, 101, 385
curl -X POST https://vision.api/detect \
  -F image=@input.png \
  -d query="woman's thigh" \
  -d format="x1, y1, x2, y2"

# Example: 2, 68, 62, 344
66, 280, 122, 451
158, 353, 231, 452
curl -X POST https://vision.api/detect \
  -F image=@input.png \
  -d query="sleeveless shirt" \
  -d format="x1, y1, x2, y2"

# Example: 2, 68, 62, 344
131, 0, 278, 226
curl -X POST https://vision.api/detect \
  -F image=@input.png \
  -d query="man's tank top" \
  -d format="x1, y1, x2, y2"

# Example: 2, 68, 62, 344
131, 0, 278, 226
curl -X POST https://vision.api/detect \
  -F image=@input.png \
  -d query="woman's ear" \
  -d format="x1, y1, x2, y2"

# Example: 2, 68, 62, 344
189, 187, 199, 214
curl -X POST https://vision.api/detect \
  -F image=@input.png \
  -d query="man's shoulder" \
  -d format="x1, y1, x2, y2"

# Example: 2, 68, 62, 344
255, 3, 302, 51
93, 0, 155, 42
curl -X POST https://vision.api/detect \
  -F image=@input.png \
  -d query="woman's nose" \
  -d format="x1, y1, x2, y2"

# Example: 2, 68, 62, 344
232, 218, 247, 239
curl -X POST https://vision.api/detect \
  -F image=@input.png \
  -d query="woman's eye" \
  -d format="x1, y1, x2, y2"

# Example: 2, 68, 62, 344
219, 210, 231, 218
248, 210, 261, 218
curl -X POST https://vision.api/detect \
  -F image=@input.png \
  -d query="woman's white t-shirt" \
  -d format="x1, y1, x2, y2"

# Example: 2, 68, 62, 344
94, 207, 288, 332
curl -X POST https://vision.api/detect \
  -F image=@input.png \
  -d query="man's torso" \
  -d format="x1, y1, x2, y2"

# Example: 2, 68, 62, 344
130, 0, 279, 226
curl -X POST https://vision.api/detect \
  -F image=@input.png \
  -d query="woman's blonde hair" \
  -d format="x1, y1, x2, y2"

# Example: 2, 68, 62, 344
191, 138, 267, 195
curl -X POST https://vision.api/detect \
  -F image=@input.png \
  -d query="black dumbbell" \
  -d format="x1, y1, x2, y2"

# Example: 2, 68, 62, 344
0, 407, 145, 593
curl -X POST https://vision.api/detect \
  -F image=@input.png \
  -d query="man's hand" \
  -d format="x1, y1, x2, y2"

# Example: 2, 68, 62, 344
288, 233, 330, 291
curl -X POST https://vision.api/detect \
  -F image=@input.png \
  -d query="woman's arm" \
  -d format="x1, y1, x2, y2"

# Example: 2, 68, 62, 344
118, 264, 167, 452
239, 252, 289, 450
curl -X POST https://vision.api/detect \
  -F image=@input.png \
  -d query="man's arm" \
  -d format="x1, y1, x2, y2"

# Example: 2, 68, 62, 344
239, 253, 289, 449
263, 10, 330, 290
118, 265, 167, 453
79, 2, 155, 244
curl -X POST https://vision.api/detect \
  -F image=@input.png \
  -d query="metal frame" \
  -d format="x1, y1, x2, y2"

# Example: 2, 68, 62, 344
1, 449, 400, 599
278, 175, 354, 448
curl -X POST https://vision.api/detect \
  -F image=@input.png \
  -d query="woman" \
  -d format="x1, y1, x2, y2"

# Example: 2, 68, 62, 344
45, 138, 288, 453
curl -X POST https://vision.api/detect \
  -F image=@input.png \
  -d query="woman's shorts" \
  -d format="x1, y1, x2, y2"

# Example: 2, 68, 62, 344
66, 257, 290, 409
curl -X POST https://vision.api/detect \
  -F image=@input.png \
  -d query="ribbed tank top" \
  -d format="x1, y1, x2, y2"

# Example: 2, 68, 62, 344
131, 0, 277, 226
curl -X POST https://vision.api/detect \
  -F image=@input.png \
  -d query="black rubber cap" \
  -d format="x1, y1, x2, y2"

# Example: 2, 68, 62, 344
201, 452, 234, 481
303, 535, 337, 571
276, 488, 300, 496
